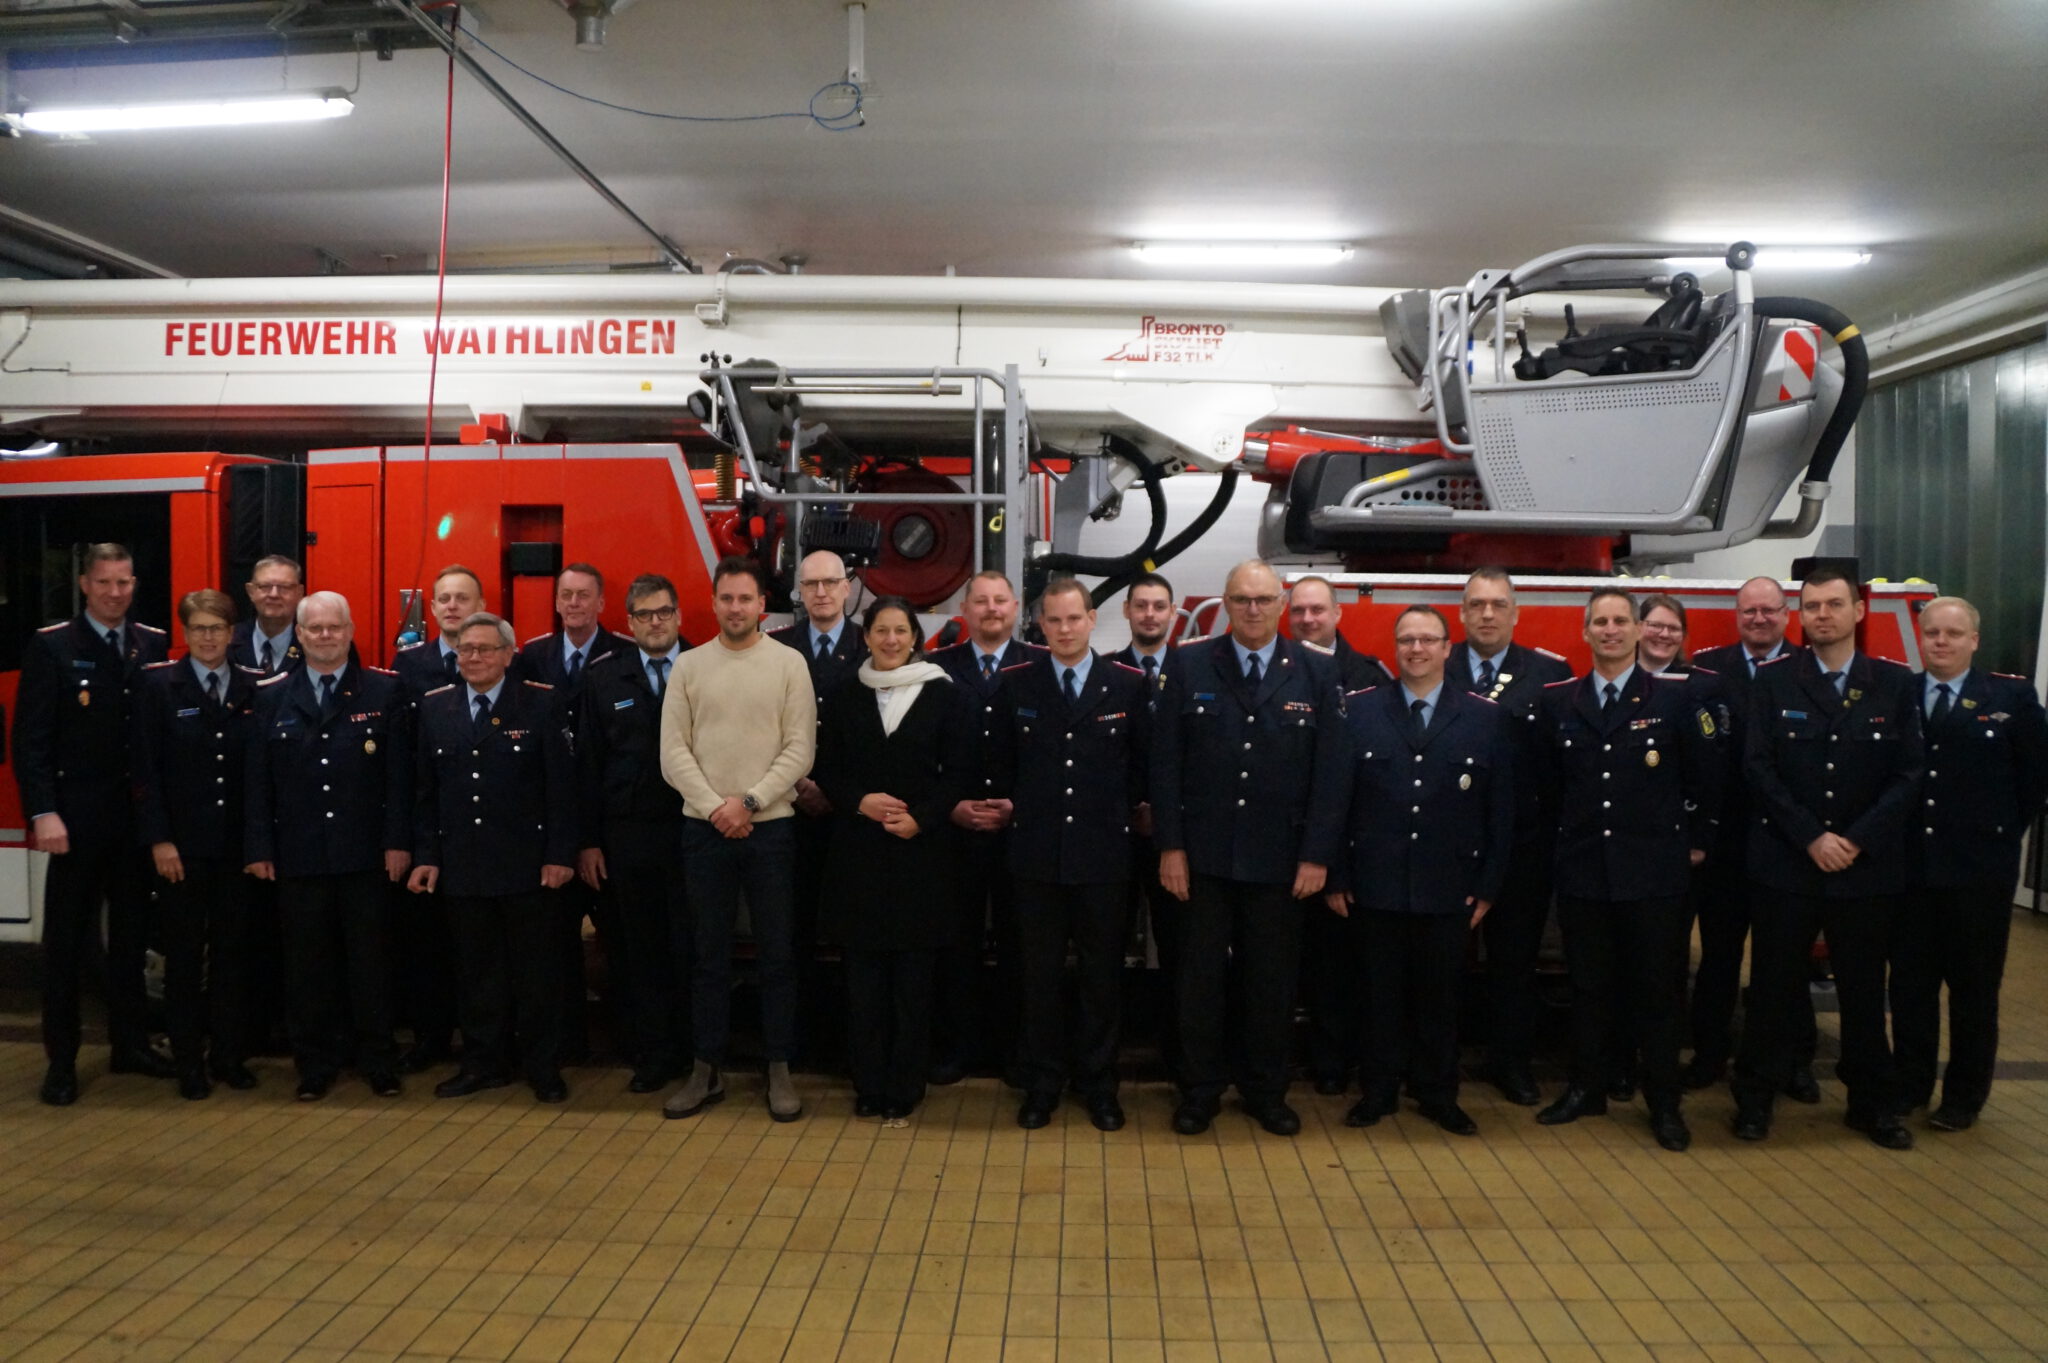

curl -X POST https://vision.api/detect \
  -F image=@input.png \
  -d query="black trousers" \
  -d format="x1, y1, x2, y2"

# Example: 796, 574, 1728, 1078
1893, 882, 2014, 1115
607, 819, 692, 1075
40, 839, 154, 1066
1303, 897, 1360, 1083
280, 869, 397, 1079
1480, 843, 1553, 1073
1013, 877, 1127, 1100
157, 855, 254, 1072
1178, 874, 1300, 1105
1558, 893, 1689, 1105
552, 879, 598, 1059
1135, 845, 1186, 1075
1737, 891, 1903, 1116
934, 828, 1017, 1075
448, 890, 563, 1084
1356, 907, 1467, 1107
846, 948, 933, 1111
392, 882, 457, 1057
790, 809, 832, 1059
1688, 865, 1818, 1072
684, 817, 797, 1066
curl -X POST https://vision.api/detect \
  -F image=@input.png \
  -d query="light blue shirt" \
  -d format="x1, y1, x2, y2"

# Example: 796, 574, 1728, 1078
1401, 680, 1445, 729
974, 642, 1010, 675
562, 634, 596, 674
1744, 640, 1789, 677
1592, 663, 1636, 704
1229, 636, 1278, 680
1815, 654, 1856, 695
188, 658, 229, 695
1053, 652, 1094, 696
1925, 668, 1969, 715
253, 622, 294, 661
643, 645, 681, 690
467, 678, 506, 713
807, 618, 846, 656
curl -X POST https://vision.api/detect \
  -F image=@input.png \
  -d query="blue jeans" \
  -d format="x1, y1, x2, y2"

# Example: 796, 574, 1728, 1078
683, 816, 797, 1065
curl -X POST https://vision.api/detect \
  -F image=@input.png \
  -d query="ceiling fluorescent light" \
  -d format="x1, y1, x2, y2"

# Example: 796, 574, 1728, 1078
17, 94, 354, 134
1132, 242, 1353, 267
1673, 247, 1871, 270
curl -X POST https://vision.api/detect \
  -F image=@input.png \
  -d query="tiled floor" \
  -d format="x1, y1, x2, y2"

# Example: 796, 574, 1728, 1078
5, 917, 2048, 1363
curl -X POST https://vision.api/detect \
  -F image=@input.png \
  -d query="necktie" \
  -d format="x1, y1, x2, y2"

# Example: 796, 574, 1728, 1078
1601, 681, 1619, 711
1063, 667, 1079, 704
1142, 654, 1158, 683
650, 657, 669, 697
1931, 682, 1953, 724
474, 691, 492, 735
981, 655, 997, 682
1825, 670, 1844, 697
443, 649, 459, 680
567, 650, 584, 683
1411, 696, 1428, 735
1476, 657, 1495, 691
1245, 652, 1262, 685
1749, 655, 1761, 679
205, 670, 222, 706
318, 672, 337, 715
260, 639, 275, 672
105, 628, 122, 656
816, 633, 832, 663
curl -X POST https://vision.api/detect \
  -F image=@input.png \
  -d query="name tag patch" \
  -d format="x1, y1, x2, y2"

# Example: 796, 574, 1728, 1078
176, 707, 201, 718
614, 698, 636, 709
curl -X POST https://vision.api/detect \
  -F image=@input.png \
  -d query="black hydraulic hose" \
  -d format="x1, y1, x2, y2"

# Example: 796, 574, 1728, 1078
1033, 436, 1168, 579
1090, 466, 1240, 609
1753, 295, 1868, 485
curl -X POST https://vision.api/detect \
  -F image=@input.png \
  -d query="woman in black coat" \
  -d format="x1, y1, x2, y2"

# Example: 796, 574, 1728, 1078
814, 597, 977, 1118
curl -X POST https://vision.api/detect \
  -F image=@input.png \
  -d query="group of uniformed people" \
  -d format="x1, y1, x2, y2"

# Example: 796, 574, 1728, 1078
16, 542, 2044, 1154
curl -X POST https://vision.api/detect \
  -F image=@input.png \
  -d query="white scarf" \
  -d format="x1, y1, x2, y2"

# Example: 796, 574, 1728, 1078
858, 658, 951, 736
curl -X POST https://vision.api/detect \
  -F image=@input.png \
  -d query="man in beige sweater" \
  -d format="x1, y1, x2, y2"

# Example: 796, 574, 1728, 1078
659, 557, 817, 1121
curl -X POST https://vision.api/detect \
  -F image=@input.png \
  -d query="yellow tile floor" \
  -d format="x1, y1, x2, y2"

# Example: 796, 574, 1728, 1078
5, 915, 2048, 1363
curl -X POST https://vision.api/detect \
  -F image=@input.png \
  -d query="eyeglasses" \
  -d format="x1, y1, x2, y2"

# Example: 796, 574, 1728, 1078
250, 582, 299, 595
454, 643, 510, 657
1738, 607, 1786, 619
798, 577, 847, 592
628, 606, 679, 624
1393, 635, 1448, 648
1225, 594, 1280, 610
184, 623, 230, 636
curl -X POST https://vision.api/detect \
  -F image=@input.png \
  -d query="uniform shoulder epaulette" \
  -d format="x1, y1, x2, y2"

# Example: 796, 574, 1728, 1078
1343, 684, 1379, 699
142, 659, 175, 669
38, 620, 66, 633
1543, 676, 1577, 688
1653, 671, 1690, 681
1690, 664, 1720, 676
134, 622, 166, 635
523, 678, 555, 689
521, 632, 555, 647
1870, 656, 1912, 674
999, 661, 1034, 674
1181, 632, 1216, 645
1298, 639, 1335, 655
257, 671, 292, 687
1021, 641, 1050, 653
365, 665, 397, 675
1533, 646, 1567, 661
423, 682, 456, 697
1992, 671, 2029, 681
1757, 652, 1791, 667
234, 664, 265, 675
1469, 691, 1499, 704
1110, 661, 1145, 675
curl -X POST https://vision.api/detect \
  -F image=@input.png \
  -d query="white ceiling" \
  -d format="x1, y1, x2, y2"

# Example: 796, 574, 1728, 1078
3, 0, 2046, 328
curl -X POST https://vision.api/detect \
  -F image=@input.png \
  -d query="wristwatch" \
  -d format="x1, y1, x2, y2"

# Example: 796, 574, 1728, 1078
741, 793, 761, 812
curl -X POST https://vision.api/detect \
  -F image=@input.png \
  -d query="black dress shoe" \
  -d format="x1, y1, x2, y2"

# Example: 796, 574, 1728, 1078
366, 1071, 402, 1098
296, 1074, 334, 1102
1017, 1097, 1056, 1130
1731, 1103, 1772, 1142
1845, 1110, 1913, 1150
210, 1063, 259, 1091
1536, 1087, 1607, 1125
1172, 1098, 1219, 1136
532, 1075, 569, 1104
1085, 1095, 1126, 1132
434, 1071, 513, 1099
178, 1071, 212, 1101
1245, 1100, 1302, 1137
1485, 1066, 1542, 1107
628, 1069, 669, 1095
40, 1065, 79, 1107
855, 1097, 884, 1119
1927, 1105, 1977, 1132
1607, 1076, 1637, 1103
927, 1061, 966, 1087
1678, 1057, 1725, 1091
1419, 1102, 1478, 1137
397, 1046, 452, 1076
881, 1102, 913, 1121
1343, 1096, 1389, 1128
1311, 1075, 1347, 1097
1649, 1107, 1692, 1152
1783, 1068, 1822, 1104
110, 1047, 178, 1079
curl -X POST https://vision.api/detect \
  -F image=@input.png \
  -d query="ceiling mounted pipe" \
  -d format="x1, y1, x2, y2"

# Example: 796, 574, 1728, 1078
560, 0, 639, 49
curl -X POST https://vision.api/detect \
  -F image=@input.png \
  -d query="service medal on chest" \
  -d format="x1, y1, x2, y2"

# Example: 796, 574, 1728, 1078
1645, 749, 1660, 767
364, 738, 377, 755
77, 689, 90, 707
1458, 773, 1471, 790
